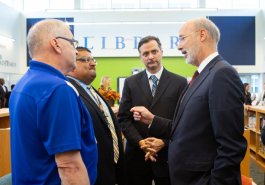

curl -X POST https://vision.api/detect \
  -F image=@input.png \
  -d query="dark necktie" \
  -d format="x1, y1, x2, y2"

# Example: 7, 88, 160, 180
150, 75, 158, 97
189, 70, 199, 86
88, 86, 119, 163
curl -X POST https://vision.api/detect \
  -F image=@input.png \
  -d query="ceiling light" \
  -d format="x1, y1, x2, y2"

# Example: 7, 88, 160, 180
0, 35, 15, 43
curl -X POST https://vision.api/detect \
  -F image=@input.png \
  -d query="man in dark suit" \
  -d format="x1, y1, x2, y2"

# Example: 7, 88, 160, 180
118, 36, 187, 185
130, 18, 247, 185
67, 47, 125, 185
0, 78, 8, 108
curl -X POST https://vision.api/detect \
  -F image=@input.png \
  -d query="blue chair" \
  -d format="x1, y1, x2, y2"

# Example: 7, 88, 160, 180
0, 173, 12, 185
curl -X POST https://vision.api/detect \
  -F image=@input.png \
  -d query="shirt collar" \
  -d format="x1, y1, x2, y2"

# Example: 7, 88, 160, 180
146, 66, 164, 80
197, 52, 218, 74
30, 60, 67, 80
67, 76, 89, 90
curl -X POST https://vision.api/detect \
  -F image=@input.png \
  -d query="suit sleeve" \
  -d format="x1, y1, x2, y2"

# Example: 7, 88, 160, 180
118, 79, 143, 147
209, 67, 247, 184
148, 116, 172, 146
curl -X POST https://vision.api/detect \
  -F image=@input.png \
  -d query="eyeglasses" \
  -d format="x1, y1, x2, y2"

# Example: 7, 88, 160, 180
77, 57, 97, 64
56, 36, 79, 48
178, 30, 200, 43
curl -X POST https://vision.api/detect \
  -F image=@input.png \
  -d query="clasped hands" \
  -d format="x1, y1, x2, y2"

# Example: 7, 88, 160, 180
131, 106, 165, 162
139, 137, 165, 162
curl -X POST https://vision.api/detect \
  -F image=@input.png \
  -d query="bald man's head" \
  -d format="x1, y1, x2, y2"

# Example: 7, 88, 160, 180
27, 19, 70, 58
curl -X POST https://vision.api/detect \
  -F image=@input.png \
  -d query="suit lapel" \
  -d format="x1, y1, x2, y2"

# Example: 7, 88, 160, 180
136, 71, 153, 104
171, 84, 189, 121
96, 88, 119, 123
170, 56, 222, 136
67, 78, 109, 127
151, 69, 171, 107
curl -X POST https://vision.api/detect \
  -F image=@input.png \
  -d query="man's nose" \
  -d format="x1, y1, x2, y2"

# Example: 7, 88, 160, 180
148, 53, 155, 59
177, 43, 182, 51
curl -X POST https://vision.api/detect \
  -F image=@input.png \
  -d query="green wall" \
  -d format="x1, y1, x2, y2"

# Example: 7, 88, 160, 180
91, 57, 196, 91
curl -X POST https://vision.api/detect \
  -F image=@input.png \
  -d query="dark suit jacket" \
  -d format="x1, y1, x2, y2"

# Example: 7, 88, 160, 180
68, 78, 125, 185
118, 68, 187, 177
0, 85, 6, 108
152, 56, 247, 185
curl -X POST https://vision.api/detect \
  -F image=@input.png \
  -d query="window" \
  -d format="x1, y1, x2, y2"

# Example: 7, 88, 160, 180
50, 0, 75, 9
23, 0, 49, 11
240, 74, 261, 94
112, 0, 140, 9
140, 0, 168, 9
205, 0, 260, 9
169, 0, 198, 8
82, 0, 111, 9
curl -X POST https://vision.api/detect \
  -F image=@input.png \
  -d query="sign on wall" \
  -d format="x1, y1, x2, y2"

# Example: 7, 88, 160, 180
26, 16, 256, 66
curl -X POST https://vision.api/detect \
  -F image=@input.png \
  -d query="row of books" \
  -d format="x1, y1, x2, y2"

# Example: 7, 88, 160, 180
247, 116, 265, 130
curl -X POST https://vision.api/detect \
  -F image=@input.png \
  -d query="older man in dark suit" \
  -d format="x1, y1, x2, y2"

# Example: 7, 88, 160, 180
118, 36, 187, 185
130, 18, 247, 185
67, 47, 125, 185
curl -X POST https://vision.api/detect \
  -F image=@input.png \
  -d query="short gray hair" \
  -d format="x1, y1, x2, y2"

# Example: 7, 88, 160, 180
193, 18, 220, 46
27, 19, 69, 57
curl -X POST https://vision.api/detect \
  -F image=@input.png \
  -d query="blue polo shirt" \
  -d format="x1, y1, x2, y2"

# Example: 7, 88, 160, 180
9, 60, 98, 185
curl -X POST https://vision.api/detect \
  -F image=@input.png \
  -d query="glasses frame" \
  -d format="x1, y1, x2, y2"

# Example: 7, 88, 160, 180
178, 30, 200, 44
76, 57, 97, 64
55, 36, 79, 48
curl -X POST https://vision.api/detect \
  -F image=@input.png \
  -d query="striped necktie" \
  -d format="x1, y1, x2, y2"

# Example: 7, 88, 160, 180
150, 75, 158, 97
88, 86, 119, 163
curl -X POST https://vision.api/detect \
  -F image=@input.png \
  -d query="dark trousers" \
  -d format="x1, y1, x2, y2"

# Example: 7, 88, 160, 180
126, 166, 171, 185
127, 175, 170, 185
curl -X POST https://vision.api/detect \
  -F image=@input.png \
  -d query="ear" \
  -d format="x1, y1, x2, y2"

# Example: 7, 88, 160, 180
199, 29, 207, 42
50, 38, 62, 54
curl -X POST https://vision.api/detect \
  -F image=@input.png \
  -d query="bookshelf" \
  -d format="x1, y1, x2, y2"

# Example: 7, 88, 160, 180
246, 106, 265, 169
0, 108, 10, 177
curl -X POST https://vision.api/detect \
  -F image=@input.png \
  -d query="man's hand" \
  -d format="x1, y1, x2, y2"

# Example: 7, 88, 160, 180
139, 139, 151, 153
130, 106, 155, 125
139, 137, 165, 162
144, 137, 165, 153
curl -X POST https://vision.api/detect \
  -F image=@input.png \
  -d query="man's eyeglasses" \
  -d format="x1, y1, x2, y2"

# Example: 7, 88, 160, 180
178, 30, 200, 43
56, 36, 79, 48
77, 57, 97, 64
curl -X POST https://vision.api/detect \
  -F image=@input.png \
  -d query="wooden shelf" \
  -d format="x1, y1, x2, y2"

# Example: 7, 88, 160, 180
0, 109, 10, 177
0, 108, 9, 128
245, 106, 265, 172
250, 151, 256, 160
249, 145, 256, 152
257, 151, 265, 158
249, 128, 256, 132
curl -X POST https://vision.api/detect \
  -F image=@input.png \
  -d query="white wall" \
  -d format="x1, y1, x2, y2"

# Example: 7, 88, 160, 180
0, 5, 265, 88
24, 9, 265, 74
0, 2, 26, 89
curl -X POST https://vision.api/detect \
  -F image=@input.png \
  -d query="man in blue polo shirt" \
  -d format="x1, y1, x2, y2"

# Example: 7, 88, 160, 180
9, 19, 98, 185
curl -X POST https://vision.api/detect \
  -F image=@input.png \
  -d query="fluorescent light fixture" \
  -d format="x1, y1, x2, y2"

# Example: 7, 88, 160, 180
0, 35, 15, 42
66, 21, 185, 25
46, 8, 218, 13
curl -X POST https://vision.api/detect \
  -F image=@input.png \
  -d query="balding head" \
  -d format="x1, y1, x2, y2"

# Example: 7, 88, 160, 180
193, 18, 220, 46
27, 19, 70, 58
178, 18, 220, 66
27, 19, 78, 74
187, 18, 220, 50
